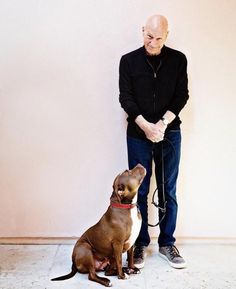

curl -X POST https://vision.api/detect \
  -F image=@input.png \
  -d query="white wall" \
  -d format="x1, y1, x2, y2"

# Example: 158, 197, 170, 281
0, 0, 235, 239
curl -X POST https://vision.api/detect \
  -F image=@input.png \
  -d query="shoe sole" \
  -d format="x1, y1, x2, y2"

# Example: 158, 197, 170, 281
159, 252, 187, 269
133, 261, 145, 269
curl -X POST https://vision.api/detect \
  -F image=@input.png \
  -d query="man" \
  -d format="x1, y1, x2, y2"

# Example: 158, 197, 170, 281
119, 14, 189, 269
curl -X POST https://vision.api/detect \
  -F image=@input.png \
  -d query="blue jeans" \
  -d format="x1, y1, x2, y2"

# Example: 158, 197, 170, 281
127, 129, 181, 247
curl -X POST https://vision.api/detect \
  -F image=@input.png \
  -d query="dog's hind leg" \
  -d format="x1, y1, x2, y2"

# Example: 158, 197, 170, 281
88, 269, 112, 287
81, 253, 112, 287
74, 243, 112, 287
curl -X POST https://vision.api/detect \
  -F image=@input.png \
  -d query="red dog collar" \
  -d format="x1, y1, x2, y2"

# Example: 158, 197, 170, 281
110, 202, 137, 209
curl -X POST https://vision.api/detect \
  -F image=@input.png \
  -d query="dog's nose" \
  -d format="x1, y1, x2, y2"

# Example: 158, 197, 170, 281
136, 164, 144, 169
135, 164, 146, 176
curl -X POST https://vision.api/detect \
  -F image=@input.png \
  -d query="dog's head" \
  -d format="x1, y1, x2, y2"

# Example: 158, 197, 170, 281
111, 164, 146, 204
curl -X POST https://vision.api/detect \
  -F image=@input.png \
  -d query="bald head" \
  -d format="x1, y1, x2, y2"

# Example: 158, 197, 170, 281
142, 14, 169, 56
145, 15, 168, 32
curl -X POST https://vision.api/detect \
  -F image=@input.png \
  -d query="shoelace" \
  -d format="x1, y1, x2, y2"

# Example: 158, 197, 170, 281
167, 245, 181, 259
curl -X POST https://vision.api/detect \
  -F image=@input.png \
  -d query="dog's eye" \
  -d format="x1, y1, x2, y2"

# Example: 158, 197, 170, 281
127, 185, 133, 191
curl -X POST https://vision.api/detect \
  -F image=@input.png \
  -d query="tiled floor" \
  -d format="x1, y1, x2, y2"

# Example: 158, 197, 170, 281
0, 243, 236, 289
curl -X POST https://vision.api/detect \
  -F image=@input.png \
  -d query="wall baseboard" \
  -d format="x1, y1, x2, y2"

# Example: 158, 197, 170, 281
0, 237, 236, 245
0, 237, 77, 245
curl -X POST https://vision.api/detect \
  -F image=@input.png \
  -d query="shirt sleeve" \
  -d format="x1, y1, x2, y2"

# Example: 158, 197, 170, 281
168, 54, 189, 116
119, 56, 141, 121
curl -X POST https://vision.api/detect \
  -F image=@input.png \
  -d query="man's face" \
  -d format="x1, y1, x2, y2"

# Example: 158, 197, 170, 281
143, 27, 168, 56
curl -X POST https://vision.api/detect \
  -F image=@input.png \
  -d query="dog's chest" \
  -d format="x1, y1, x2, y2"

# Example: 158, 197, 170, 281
124, 207, 141, 250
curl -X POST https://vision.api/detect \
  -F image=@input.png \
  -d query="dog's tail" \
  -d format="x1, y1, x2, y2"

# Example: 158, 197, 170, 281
51, 263, 77, 281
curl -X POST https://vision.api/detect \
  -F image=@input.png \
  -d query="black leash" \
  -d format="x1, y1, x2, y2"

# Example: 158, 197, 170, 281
147, 137, 176, 227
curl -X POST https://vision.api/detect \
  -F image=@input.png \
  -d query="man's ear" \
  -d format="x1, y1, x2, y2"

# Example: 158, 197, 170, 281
165, 30, 169, 40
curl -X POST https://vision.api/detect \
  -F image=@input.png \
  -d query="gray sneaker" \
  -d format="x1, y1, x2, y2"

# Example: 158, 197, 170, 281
133, 246, 147, 269
159, 245, 187, 269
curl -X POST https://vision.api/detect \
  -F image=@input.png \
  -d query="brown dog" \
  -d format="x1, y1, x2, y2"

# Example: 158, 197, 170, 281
51, 164, 146, 287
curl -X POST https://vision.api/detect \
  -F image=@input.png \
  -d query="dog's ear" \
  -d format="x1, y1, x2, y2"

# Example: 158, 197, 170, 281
117, 183, 125, 197
112, 174, 120, 192
112, 175, 126, 199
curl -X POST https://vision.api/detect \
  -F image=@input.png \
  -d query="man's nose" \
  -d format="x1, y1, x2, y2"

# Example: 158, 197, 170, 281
150, 39, 159, 48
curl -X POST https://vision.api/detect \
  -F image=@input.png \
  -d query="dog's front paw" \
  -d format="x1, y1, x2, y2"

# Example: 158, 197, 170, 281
131, 267, 141, 274
118, 272, 130, 280
122, 266, 140, 275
